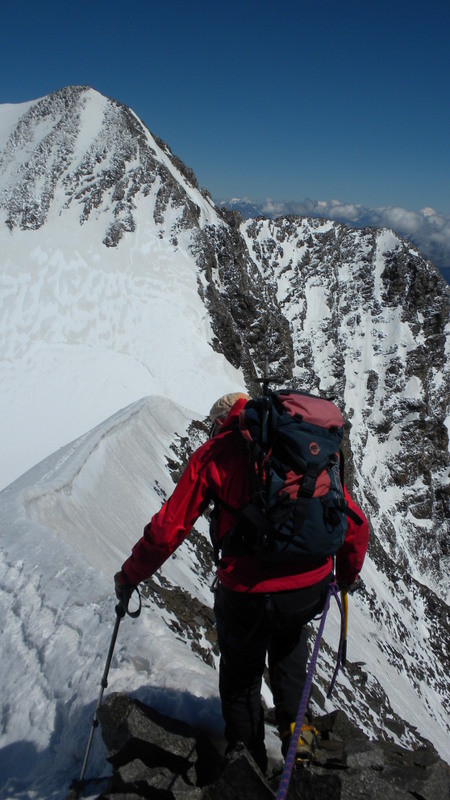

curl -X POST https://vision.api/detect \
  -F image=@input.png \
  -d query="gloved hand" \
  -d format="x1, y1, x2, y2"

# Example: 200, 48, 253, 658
339, 577, 364, 595
114, 571, 135, 613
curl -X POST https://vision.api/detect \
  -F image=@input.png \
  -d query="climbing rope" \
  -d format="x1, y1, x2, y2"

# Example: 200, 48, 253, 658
276, 580, 345, 800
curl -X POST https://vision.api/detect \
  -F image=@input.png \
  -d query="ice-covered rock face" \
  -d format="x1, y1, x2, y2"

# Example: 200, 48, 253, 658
203, 212, 449, 764
239, 216, 449, 600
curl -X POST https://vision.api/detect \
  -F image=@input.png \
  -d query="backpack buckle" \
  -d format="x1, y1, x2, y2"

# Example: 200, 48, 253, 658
299, 466, 320, 497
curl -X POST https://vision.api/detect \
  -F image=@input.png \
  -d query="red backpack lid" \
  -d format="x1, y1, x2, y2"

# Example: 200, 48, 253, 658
276, 390, 344, 429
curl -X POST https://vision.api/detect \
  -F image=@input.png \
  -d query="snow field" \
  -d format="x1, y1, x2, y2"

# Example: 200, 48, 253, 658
0, 215, 243, 490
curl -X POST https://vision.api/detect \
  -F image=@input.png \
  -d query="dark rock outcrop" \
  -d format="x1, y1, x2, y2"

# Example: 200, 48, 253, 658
79, 694, 449, 800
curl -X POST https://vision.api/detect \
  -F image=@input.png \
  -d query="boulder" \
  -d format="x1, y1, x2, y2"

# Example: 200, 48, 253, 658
85, 694, 449, 800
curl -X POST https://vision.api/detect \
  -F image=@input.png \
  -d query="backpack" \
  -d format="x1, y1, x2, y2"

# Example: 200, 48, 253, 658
216, 389, 362, 563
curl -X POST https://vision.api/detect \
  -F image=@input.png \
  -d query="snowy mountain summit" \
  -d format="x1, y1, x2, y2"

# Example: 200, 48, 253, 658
0, 86, 248, 487
0, 86, 449, 799
0, 85, 213, 243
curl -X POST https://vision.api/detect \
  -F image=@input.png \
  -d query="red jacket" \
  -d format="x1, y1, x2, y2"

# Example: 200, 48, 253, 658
122, 399, 369, 592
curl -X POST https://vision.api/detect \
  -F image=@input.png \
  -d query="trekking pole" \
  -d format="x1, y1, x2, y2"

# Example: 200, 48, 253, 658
77, 589, 141, 786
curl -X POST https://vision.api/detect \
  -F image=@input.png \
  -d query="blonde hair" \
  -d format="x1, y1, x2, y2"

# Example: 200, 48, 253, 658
209, 392, 250, 423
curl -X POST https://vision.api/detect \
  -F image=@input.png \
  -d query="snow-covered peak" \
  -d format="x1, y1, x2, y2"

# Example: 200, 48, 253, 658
0, 85, 220, 241
0, 87, 244, 489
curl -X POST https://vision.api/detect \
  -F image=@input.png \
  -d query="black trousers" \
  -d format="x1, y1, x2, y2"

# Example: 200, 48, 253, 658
213, 572, 332, 771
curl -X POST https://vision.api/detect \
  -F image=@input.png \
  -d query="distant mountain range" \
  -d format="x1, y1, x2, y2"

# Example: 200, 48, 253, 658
218, 197, 450, 282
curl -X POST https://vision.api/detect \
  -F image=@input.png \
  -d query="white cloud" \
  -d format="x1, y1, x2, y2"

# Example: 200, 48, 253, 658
261, 197, 287, 215
378, 207, 422, 235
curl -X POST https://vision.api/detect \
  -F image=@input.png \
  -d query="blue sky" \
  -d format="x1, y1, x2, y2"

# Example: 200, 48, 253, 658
1, 0, 449, 215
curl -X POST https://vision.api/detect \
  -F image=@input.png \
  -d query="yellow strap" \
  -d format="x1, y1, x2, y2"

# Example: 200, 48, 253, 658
290, 722, 318, 738
281, 721, 318, 741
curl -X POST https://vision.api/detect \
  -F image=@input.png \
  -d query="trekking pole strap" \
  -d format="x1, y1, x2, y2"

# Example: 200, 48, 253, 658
275, 580, 344, 800
126, 586, 142, 618
116, 585, 142, 619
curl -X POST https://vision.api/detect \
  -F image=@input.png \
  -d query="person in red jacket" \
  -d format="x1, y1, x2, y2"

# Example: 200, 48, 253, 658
115, 392, 369, 772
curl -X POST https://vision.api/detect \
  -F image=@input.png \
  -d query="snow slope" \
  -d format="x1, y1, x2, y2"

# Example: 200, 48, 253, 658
0, 219, 242, 490
0, 398, 222, 799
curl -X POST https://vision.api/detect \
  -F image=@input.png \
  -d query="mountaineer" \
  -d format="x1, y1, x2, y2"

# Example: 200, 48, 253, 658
114, 390, 369, 773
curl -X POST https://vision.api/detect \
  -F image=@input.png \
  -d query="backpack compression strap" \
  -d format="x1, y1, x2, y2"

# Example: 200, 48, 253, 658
293, 463, 322, 531
214, 497, 274, 537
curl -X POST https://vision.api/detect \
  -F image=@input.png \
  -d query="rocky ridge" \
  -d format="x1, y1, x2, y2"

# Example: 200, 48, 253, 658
68, 693, 449, 800
239, 216, 449, 597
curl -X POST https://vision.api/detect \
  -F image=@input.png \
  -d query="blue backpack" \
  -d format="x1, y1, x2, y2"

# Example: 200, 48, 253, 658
219, 389, 362, 562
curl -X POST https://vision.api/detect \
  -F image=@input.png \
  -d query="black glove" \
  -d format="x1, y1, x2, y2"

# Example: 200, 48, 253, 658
339, 577, 364, 595
114, 571, 135, 613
